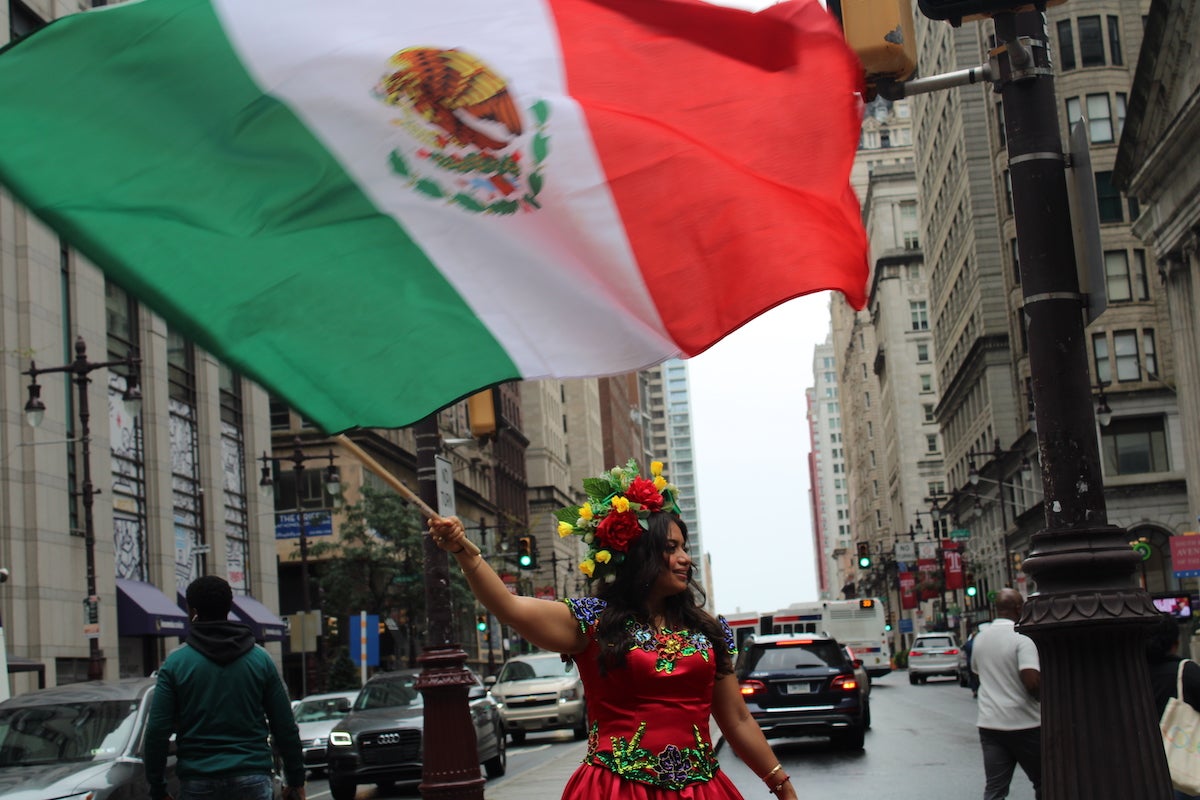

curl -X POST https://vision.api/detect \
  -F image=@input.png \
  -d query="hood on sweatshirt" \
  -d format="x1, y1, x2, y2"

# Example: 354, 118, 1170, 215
185, 620, 256, 665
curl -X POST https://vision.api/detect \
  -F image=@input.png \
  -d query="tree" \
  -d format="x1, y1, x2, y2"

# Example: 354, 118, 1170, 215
308, 485, 476, 667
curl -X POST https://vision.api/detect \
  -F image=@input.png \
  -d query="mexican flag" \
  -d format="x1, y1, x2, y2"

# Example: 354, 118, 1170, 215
0, 0, 867, 433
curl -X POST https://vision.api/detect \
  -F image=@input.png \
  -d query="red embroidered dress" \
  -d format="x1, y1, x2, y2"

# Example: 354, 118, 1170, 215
560, 597, 744, 799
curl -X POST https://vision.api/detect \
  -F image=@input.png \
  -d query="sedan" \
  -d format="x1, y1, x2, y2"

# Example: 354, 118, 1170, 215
293, 690, 358, 774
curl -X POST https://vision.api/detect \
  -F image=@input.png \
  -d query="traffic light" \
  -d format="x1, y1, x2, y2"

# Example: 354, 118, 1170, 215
838, 0, 917, 83
326, 615, 339, 638
965, 573, 978, 598
915, 0, 1065, 26
884, 614, 893, 632
856, 542, 872, 569
378, 621, 387, 635
476, 614, 488, 632
517, 535, 537, 569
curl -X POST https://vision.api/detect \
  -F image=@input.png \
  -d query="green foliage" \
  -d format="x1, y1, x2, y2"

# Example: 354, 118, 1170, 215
893, 649, 909, 669
325, 647, 361, 691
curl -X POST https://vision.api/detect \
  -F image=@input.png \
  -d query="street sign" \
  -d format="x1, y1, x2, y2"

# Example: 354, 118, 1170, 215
349, 614, 380, 667
274, 511, 333, 540
1067, 121, 1108, 325
950, 528, 971, 540
1171, 535, 1200, 578
83, 595, 100, 640
899, 618, 913, 633
288, 610, 320, 653
435, 454, 456, 517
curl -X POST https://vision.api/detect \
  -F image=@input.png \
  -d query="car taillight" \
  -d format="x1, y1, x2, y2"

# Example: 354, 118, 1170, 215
946, 648, 960, 655
831, 675, 858, 692
909, 650, 923, 657
740, 680, 766, 697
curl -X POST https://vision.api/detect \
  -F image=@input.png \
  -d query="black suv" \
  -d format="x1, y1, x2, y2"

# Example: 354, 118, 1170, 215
736, 633, 870, 750
326, 668, 505, 800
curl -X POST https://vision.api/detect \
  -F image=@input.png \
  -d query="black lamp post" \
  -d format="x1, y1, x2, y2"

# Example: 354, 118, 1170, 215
24, 336, 141, 682
259, 436, 340, 696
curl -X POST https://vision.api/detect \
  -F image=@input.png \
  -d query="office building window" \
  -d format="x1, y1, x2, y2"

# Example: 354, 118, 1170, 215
1113, 330, 1140, 381
9, 0, 45, 40
1057, 19, 1076, 70
1132, 250, 1150, 300
1095, 172, 1123, 223
1105, 250, 1132, 302
1087, 94, 1113, 142
1108, 16, 1123, 66
1004, 170, 1013, 214
920, 374, 933, 392
926, 434, 939, 453
220, 365, 250, 595
105, 280, 147, 581
1144, 330, 1157, 375
1078, 16, 1104, 67
910, 301, 929, 331
1011, 238, 1021, 284
1093, 333, 1111, 384
1116, 93, 1127, 137
1102, 416, 1168, 475
923, 403, 936, 423
917, 343, 930, 363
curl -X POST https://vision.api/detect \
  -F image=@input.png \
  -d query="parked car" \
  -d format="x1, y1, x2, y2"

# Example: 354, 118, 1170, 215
326, 668, 505, 800
0, 677, 179, 799
842, 645, 872, 712
486, 651, 587, 744
908, 632, 961, 684
292, 690, 358, 775
735, 633, 869, 750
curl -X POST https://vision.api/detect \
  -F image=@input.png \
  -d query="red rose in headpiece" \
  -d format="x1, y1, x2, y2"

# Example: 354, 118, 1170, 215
596, 510, 643, 552
625, 477, 664, 511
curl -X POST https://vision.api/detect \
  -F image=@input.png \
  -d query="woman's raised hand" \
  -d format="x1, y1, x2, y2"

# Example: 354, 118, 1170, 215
428, 515, 468, 553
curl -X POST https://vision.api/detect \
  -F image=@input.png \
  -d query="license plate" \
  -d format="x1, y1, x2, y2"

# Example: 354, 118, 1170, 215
784, 682, 817, 695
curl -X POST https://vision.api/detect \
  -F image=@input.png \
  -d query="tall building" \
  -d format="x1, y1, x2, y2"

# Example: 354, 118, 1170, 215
908, 0, 1187, 603
809, 335, 852, 600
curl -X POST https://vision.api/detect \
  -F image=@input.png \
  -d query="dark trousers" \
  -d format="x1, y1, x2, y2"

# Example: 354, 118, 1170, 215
979, 726, 1042, 800
178, 773, 274, 800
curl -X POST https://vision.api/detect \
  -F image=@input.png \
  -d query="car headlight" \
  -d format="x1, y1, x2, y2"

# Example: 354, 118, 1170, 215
329, 731, 353, 747
560, 687, 580, 702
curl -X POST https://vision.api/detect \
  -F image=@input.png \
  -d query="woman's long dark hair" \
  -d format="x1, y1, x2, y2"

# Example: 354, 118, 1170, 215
591, 511, 733, 677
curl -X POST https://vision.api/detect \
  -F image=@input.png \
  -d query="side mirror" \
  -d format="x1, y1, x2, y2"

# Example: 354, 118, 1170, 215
335, 698, 351, 712
468, 685, 486, 701
852, 659, 864, 669
484, 676, 497, 687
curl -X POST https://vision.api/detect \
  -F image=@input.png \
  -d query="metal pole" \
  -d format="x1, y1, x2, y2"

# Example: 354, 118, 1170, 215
296, 460, 309, 699
75, 360, 103, 682
994, 11, 1170, 798
414, 414, 485, 800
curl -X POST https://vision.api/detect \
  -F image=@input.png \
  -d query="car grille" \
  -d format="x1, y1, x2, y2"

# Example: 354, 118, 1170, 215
359, 729, 422, 765
505, 694, 557, 708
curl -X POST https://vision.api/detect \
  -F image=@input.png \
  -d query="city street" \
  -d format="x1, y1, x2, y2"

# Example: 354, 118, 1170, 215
299, 671, 1038, 799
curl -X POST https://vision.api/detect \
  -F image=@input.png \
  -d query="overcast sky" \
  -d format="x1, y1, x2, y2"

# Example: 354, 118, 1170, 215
685, 0, 840, 616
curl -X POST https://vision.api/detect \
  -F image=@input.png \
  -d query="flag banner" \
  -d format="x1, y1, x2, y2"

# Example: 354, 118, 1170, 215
917, 558, 939, 601
943, 541, 963, 591
0, 0, 867, 432
899, 572, 917, 610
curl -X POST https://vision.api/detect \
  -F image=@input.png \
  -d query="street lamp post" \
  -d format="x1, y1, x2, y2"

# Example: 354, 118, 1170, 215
23, 336, 141, 682
259, 437, 340, 697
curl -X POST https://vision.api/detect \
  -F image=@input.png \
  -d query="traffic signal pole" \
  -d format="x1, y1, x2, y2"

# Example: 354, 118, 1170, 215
992, 11, 1170, 798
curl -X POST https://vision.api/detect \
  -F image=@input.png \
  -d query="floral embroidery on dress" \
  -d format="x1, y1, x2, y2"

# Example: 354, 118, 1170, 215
563, 596, 607, 633
718, 615, 738, 656
628, 620, 712, 674
584, 721, 719, 790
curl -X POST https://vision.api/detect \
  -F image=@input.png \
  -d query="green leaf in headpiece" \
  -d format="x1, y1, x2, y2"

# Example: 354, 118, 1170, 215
583, 478, 613, 499
554, 506, 582, 524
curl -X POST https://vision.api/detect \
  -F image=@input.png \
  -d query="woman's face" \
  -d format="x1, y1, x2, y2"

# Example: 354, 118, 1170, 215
651, 521, 692, 597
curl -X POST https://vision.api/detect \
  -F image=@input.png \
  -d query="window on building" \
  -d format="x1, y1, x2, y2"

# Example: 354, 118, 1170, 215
1105, 250, 1132, 302
9, 0, 45, 40
996, 103, 1006, 147
923, 403, 936, 423
168, 327, 204, 596
1095, 172, 1123, 223
1087, 94, 1113, 142
1116, 93, 1127, 137
869, 451, 877, 467
1144, 330, 1158, 375
105, 279, 147, 582
1011, 238, 1021, 284
910, 301, 929, 331
1003, 170, 1013, 214
1078, 16, 1105, 66
917, 342, 930, 363
1093, 333, 1111, 384
926, 434, 939, 453
867, 421, 873, 438
929, 481, 945, 497
1057, 19, 1076, 70
1108, 16, 1123, 66
1114, 330, 1141, 381
1132, 250, 1149, 301
920, 374, 933, 392
220, 365, 250, 595
1102, 416, 1168, 475
1066, 96, 1082, 131
864, 392, 871, 408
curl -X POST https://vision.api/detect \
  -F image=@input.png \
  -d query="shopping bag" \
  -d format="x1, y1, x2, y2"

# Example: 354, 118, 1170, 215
1161, 659, 1200, 794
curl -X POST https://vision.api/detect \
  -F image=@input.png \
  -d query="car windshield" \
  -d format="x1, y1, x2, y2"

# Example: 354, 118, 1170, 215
355, 679, 421, 711
497, 655, 571, 682
294, 697, 353, 722
915, 637, 954, 649
0, 700, 139, 766
749, 642, 843, 670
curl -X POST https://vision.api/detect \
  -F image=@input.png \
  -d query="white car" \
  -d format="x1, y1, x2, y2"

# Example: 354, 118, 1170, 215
907, 633, 961, 684
293, 690, 359, 774
487, 651, 587, 743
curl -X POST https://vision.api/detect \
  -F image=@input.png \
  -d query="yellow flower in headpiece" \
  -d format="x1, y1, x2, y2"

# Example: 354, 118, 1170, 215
653, 475, 667, 491
579, 559, 595, 577
595, 550, 612, 564
651, 461, 664, 476
613, 496, 630, 513
579, 502, 593, 521
558, 521, 574, 538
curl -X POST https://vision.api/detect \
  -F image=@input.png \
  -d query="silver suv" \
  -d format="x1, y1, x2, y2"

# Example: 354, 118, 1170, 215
486, 652, 586, 744
907, 632, 961, 684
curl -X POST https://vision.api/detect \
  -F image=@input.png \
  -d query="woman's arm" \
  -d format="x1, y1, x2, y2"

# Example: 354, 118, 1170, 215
430, 516, 587, 654
711, 674, 798, 800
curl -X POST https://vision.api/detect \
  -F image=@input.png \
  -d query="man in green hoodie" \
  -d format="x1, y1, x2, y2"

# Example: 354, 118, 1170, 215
145, 575, 306, 800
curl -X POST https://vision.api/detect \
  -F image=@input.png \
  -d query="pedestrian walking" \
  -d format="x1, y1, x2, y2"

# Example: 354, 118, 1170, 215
429, 459, 798, 799
1146, 611, 1200, 800
971, 587, 1041, 800
145, 575, 306, 800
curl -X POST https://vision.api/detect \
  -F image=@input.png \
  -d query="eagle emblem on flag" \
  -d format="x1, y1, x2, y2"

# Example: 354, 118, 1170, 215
375, 47, 549, 215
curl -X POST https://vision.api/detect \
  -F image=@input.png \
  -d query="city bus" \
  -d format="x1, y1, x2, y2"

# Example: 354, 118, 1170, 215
722, 599, 892, 677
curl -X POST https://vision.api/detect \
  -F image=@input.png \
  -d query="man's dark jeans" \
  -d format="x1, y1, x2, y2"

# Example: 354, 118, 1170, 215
178, 773, 274, 800
979, 726, 1041, 800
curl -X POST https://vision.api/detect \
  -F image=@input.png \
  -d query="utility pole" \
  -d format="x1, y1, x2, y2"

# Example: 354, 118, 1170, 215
993, 10, 1170, 799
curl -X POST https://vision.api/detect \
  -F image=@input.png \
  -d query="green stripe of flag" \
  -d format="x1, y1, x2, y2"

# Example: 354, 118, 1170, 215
0, 0, 517, 431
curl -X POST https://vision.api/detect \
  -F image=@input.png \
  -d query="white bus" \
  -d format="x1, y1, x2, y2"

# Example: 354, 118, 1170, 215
725, 599, 892, 678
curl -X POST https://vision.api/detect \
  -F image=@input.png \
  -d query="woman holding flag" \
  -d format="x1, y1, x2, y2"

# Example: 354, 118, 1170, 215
429, 459, 797, 799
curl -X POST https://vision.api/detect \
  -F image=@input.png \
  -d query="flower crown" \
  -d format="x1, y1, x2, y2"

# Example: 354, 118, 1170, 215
554, 459, 681, 583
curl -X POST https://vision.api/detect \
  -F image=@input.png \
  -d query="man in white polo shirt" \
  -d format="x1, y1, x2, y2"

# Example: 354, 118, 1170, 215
971, 587, 1042, 800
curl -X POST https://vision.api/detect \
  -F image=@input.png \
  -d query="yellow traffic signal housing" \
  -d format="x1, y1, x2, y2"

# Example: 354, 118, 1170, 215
840, 0, 918, 83
467, 389, 498, 439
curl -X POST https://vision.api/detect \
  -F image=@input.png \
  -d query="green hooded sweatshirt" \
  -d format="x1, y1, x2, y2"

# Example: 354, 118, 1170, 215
144, 620, 304, 799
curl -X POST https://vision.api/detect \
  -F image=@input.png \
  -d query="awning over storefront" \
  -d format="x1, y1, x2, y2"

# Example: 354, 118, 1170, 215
231, 595, 288, 642
116, 578, 189, 637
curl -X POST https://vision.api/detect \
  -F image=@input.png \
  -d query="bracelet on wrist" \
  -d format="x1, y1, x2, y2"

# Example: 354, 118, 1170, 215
461, 554, 485, 577
767, 775, 790, 795
761, 764, 783, 782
